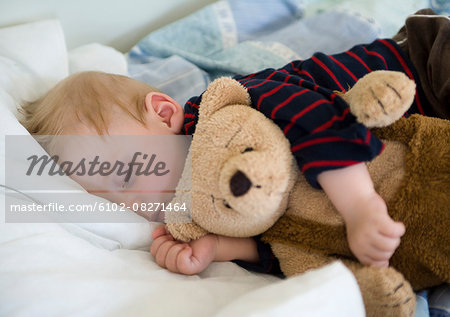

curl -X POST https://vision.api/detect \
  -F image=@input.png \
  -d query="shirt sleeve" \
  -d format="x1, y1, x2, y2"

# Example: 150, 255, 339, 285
232, 235, 284, 277
182, 95, 202, 135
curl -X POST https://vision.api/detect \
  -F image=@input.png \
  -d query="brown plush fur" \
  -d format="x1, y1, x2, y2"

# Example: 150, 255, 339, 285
167, 71, 450, 317
374, 115, 450, 288
264, 115, 450, 290
263, 115, 450, 316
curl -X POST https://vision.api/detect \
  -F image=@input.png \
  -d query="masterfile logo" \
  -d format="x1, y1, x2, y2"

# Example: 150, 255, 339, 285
4, 134, 192, 223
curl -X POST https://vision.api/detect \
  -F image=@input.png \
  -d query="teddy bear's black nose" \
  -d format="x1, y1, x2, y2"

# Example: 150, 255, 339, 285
230, 170, 252, 197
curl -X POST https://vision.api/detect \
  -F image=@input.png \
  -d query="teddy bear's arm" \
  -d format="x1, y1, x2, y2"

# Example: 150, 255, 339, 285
343, 260, 416, 317
342, 70, 416, 128
166, 222, 208, 242
271, 241, 415, 317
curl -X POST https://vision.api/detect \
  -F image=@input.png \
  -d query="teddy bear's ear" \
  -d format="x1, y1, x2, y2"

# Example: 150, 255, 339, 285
199, 77, 251, 119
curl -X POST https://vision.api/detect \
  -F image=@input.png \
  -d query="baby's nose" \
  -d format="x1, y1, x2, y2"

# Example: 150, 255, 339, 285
229, 170, 252, 197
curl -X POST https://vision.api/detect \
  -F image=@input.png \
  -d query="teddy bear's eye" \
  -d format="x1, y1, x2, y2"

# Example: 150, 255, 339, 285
223, 200, 232, 209
242, 147, 254, 153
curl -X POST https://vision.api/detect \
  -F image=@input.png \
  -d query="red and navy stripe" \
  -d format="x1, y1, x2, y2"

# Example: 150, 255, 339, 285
182, 39, 426, 188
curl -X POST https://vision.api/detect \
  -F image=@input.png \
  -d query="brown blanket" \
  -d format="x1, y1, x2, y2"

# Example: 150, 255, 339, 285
393, 9, 450, 118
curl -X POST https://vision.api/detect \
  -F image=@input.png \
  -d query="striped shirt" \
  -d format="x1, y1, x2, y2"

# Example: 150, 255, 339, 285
183, 39, 426, 188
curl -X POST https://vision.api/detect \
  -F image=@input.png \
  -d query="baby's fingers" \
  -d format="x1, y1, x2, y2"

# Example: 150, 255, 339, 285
165, 243, 188, 273
371, 234, 401, 254
362, 256, 389, 268
152, 225, 170, 240
379, 220, 405, 238
154, 239, 179, 268
357, 247, 390, 267
366, 247, 394, 263
150, 234, 173, 256
362, 233, 402, 267
176, 247, 205, 275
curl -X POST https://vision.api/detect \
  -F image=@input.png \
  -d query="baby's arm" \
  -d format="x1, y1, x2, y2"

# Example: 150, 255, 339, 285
150, 225, 258, 275
317, 162, 405, 267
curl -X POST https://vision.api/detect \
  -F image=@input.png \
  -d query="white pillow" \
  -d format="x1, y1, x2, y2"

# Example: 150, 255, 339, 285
0, 19, 155, 251
69, 43, 128, 75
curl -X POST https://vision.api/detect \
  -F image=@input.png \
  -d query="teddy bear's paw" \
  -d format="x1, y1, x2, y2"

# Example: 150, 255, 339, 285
344, 70, 416, 128
374, 280, 415, 317
354, 266, 416, 317
166, 222, 208, 242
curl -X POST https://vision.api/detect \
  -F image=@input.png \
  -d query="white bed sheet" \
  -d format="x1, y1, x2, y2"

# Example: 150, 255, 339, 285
0, 19, 365, 316
0, 215, 362, 317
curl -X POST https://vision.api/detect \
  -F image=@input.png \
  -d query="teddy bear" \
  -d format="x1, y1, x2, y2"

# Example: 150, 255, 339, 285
165, 71, 450, 317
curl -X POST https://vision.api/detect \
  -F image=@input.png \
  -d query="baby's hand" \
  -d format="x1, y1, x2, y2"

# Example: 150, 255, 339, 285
150, 225, 219, 275
345, 193, 405, 267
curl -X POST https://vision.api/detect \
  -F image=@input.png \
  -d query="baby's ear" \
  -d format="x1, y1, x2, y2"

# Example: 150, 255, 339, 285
144, 92, 184, 133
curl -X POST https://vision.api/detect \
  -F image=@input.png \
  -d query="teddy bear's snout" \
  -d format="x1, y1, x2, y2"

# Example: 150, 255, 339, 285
230, 170, 252, 197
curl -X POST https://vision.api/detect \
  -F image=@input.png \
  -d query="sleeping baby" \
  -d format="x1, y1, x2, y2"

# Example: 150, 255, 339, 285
20, 9, 449, 276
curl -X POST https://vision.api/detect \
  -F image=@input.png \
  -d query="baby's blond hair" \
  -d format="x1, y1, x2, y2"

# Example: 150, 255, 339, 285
20, 71, 160, 135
